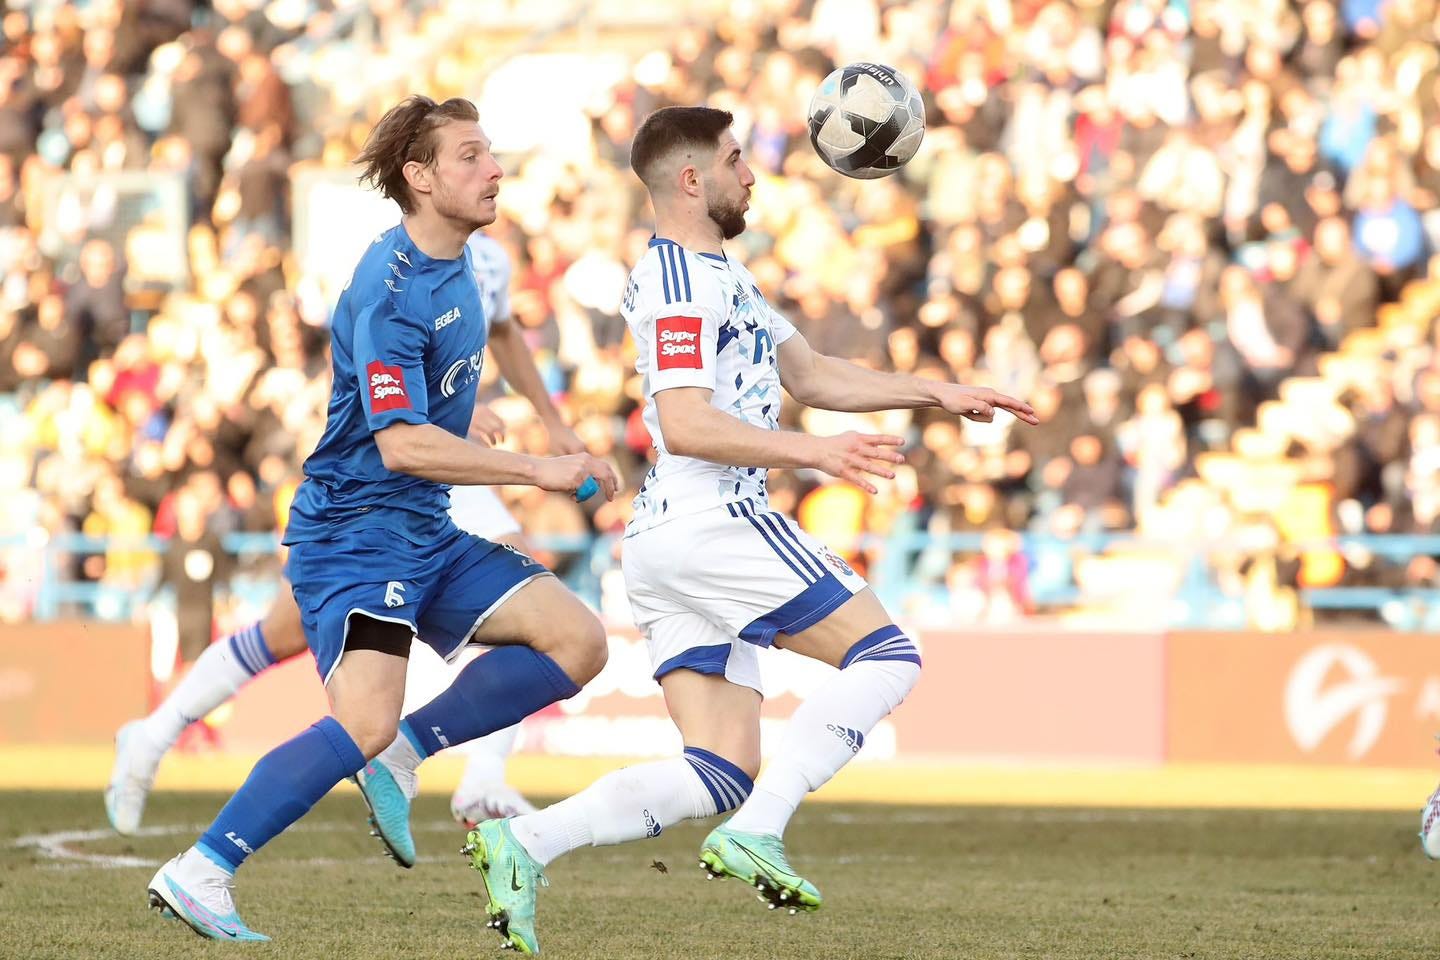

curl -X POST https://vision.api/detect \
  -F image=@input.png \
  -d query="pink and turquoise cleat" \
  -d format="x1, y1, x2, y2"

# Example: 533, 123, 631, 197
147, 850, 270, 942
354, 755, 418, 868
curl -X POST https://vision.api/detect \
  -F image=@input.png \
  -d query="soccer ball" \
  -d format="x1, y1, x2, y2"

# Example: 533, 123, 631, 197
807, 62, 926, 180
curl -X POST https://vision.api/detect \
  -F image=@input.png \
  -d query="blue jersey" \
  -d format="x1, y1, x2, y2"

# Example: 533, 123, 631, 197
284, 224, 486, 546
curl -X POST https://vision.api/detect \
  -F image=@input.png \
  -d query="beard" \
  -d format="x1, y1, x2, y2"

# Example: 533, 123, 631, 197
433, 178, 493, 231
704, 185, 747, 240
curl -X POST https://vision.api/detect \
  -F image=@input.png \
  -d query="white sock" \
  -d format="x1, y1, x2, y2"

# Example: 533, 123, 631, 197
141, 624, 271, 749
726, 629, 921, 837
509, 748, 754, 866
458, 723, 521, 790
382, 724, 426, 775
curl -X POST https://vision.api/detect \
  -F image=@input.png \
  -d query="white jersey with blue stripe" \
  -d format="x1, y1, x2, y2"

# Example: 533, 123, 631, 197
465, 233, 512, 330
621, 238, 797, 535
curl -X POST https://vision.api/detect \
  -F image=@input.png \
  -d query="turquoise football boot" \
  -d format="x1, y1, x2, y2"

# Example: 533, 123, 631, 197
699, 824, 822, 914
463, 819, 548, 954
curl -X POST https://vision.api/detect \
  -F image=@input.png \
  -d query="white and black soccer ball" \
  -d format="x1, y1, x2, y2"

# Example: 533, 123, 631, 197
807, 62, 926, 180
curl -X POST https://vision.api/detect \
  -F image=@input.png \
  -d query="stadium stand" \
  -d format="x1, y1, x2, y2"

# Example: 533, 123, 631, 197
3, 0, 1440, 632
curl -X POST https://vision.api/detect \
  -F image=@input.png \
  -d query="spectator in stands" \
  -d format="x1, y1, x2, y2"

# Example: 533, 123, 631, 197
159, 481, 230, 662
1402, 415, 1440, 534
1168, 328, 1234, 446
13, 292, 80, 382
64, 238, 128, 375
1343, 376, 1410, 507
1059, 432, 1124, 524
1221, 265, 1307, 415
1117, 383, 1188, 522
1299, 216, 1380, 348
1351, 141, 1429, 292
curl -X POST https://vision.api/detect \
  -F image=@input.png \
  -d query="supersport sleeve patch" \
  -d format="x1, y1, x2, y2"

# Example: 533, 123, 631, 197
656, 316, 705, 370
366, 361, 411, 413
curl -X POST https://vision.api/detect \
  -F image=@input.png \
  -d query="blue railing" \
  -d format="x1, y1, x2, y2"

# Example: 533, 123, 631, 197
5, 530, 1440, 629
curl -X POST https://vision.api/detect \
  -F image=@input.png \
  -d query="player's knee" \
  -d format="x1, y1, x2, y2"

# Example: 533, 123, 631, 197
731, 747, 760, 783
527, 597, 608, 685
697, 737, 759, 782
332, 704, 400, 760
544, 608, 607, 684
841, 626, 922, 708
870, 657, 921, 712
344, 717, 401, 761
567, 613, 609, 684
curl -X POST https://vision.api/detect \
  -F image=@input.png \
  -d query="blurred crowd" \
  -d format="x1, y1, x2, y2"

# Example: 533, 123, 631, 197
2, 0, 1440, 629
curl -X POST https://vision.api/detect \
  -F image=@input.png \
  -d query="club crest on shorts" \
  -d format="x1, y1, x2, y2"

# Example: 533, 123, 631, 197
818, 546, 854, 578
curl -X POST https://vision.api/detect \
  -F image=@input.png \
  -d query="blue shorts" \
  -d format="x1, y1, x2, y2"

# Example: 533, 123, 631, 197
286, 525, 551, 683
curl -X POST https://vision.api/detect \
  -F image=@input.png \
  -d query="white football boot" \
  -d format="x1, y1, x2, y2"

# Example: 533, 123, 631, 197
148, 848, 269, 941
105, 720, 164, 835
451, 781, 537, 827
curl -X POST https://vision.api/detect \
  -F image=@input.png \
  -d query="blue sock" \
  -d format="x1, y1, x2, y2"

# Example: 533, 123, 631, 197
197, 717, 364, 873
226, 620, 277, 678
401, 646, 580, 759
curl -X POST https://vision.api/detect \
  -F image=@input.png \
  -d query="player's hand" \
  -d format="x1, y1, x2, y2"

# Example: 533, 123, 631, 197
808, 432, 906, 495
544, 419, 588, 456
468, 405, 506, 446
934, 384, 1040, 425
534, 453, 620, 502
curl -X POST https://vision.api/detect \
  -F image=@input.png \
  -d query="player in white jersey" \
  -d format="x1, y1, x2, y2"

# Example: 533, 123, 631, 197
106, 231, 589, 846
1423, 769, 1440, 858
460, 106, 1037, 954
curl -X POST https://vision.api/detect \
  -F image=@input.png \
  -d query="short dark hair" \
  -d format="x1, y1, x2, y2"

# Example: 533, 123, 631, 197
629, 106, 735, 189
355, 95, 480, 214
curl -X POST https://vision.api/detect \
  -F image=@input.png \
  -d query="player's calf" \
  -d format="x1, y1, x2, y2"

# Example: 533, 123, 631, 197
752, 623, 921, 804
709, 623, 920, 911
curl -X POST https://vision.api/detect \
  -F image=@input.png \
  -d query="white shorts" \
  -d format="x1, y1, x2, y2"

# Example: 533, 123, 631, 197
448, 485, 521, 540
622, 498, 868, 694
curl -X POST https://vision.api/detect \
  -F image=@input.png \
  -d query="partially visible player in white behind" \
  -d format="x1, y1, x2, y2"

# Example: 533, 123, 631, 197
1421, 768, 1440, 858
106, 231, 587, 834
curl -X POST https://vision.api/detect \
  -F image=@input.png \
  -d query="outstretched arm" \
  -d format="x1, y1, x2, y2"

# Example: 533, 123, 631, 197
654, 387, 903, 494
777, 332, 1039, 424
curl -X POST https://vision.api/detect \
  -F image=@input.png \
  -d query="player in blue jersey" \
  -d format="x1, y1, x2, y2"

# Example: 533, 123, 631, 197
106, 232, 575, 841
459, 106, 1037, 954
145, 95, 618, 943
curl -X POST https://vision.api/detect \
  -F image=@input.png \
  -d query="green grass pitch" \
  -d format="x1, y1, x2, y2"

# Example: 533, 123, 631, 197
0, 790, 1435, 959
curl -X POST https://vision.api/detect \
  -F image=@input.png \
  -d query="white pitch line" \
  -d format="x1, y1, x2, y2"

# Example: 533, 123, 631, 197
14, 824, 200, 869
15, 821, 932, 873
14, 821, 468, 871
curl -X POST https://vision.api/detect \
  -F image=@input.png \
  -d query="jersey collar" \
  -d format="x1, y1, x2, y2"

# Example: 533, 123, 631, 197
649, 235, 727, 262
395, 222, 451, 267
